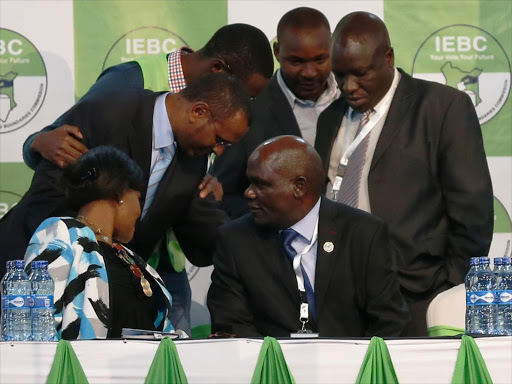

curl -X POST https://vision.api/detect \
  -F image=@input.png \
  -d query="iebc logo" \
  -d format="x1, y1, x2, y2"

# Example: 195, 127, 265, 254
412, 25, 511, 125
0, 29, 47, 133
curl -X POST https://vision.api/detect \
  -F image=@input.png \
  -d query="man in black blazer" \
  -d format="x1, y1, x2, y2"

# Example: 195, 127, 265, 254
0, 74, 249, 272
212, 7, 340, 218
207, 136, 409, 337
319, 12, 494, 336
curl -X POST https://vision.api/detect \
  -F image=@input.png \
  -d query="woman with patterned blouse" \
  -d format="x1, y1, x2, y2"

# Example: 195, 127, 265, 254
24, 146, 174, 339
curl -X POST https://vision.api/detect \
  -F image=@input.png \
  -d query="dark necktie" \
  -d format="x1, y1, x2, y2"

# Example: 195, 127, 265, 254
337, 109, 373, 207
281, 228, 315, 318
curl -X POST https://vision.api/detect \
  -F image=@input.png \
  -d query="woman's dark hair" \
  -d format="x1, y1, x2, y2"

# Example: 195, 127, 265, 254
61, 146, 145, 210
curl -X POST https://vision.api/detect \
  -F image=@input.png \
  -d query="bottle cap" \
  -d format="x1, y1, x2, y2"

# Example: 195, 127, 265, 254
479, 256, 490, 264
494, 257, 503, 266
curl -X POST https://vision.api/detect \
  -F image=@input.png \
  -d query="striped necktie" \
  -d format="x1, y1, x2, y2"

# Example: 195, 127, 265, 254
142, 144, 176, 218
337, 109, 373, 208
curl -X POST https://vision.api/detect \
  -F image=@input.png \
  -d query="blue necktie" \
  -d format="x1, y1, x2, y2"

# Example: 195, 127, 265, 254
281, 228, 315, 318
142, 144, 176, 218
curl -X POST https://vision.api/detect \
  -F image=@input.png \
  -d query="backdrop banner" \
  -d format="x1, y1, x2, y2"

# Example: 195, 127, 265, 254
0, 0, 510, 335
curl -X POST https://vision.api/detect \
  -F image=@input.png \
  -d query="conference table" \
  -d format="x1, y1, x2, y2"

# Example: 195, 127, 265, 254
1, 336, 511, 383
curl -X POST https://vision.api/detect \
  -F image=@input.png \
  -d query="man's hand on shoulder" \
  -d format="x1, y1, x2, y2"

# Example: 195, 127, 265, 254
199, 174, 223, 201
30, 125, 88, 168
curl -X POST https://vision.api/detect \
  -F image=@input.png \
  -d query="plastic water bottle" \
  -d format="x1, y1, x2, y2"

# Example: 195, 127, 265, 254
7, 260, 32, 341
1, 261, 14, 340
472, 257, 497, 335
465, 257, 479, 334
30, 261, 56, 341
496, 257, 512, 335
493, 257, 504, 282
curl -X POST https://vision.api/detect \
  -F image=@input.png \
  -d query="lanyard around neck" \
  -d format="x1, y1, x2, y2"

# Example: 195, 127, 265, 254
331, 89, 395, 195
290, 218, 318, 325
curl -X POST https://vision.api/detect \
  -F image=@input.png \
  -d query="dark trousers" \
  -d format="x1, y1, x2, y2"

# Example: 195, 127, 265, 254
159, 269, 192, 335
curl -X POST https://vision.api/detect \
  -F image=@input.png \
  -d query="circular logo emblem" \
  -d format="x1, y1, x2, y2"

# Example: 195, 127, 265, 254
102, 26, 188, 70
412, 25, 511, 125
0, 28, 47, 134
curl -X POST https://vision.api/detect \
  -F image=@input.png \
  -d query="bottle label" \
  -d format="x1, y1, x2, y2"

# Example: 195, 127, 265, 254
496, 290, 512, 304
469, 291, 497, 305
7, 295, 32, 309
32, 294, 54, 309
1, 296, 6, 309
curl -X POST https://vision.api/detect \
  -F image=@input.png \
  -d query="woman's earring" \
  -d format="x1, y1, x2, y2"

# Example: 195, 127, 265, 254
119, 200, 124, 205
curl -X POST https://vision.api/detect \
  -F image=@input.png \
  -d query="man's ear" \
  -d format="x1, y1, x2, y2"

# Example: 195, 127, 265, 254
386, 47, 395, 68
210, 58, 229, 74
189, 102, 210, 123
273, 41, 281, 63
293, 176, 307, 198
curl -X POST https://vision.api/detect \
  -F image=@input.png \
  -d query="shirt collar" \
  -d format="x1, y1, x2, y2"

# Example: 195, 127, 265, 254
277, 70, 340, 109
290, 197, 321, 243
153, 93, 175, 149
167, 46, 193, 93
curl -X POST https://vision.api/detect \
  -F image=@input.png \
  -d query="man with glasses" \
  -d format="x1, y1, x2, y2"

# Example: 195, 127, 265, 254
22, 23, 273, 170
0, 75, 251, 335
16, 23, 273, 334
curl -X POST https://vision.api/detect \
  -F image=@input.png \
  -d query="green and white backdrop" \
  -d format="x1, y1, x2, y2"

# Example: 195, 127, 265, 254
0, 0, 510, 337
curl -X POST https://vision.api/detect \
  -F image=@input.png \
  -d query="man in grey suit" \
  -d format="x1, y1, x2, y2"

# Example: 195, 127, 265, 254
318, 12, 494, 336
208, 136, 409, 337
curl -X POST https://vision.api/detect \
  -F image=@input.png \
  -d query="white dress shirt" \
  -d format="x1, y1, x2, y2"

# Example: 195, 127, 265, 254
328, 68, 401, 212
277, 70, 340, 145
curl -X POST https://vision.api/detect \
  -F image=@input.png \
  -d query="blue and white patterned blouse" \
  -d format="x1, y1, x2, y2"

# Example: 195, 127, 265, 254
24, 217, 174, 339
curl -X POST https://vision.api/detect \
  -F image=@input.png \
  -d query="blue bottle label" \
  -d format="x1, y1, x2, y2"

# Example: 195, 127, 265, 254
1, 296, 6, 309
32, 294, 54, 309
7, 295, 32, 309
469, 291, 497, 305
496, 290, 512, 304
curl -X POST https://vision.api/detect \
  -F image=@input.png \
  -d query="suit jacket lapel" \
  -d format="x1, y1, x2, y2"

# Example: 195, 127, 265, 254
315, 98, 347, 182
267, 75, 302, 137
314, 197, 341, 321
370, 69, 417, 171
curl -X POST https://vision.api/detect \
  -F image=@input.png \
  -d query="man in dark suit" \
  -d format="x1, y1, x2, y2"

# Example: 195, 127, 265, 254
16, 24, 274, 334
207, 136, 409, 337
0, 74, 249, 276
212, 8, 340, 218
22, 23, 273, 169
318, 12, 494, 336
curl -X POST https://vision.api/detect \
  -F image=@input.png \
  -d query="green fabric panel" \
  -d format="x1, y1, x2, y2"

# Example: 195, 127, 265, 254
191, 324, 211, 339
451, 335, 493, 384
134, 54, 170, 91
251, 337, 296, 384
428, 325, 465, 337
145, 336, 188, 384
166, 230, 186, 273
355, 337, 399, 384
46, 340, 89, 384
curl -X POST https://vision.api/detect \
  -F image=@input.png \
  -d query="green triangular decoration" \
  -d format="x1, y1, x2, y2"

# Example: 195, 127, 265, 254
251, 337, 295, 384
144, 336, 188, 384
355, 336, 399, 384
46, 339, 89, 384
451, 335, 493, 384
